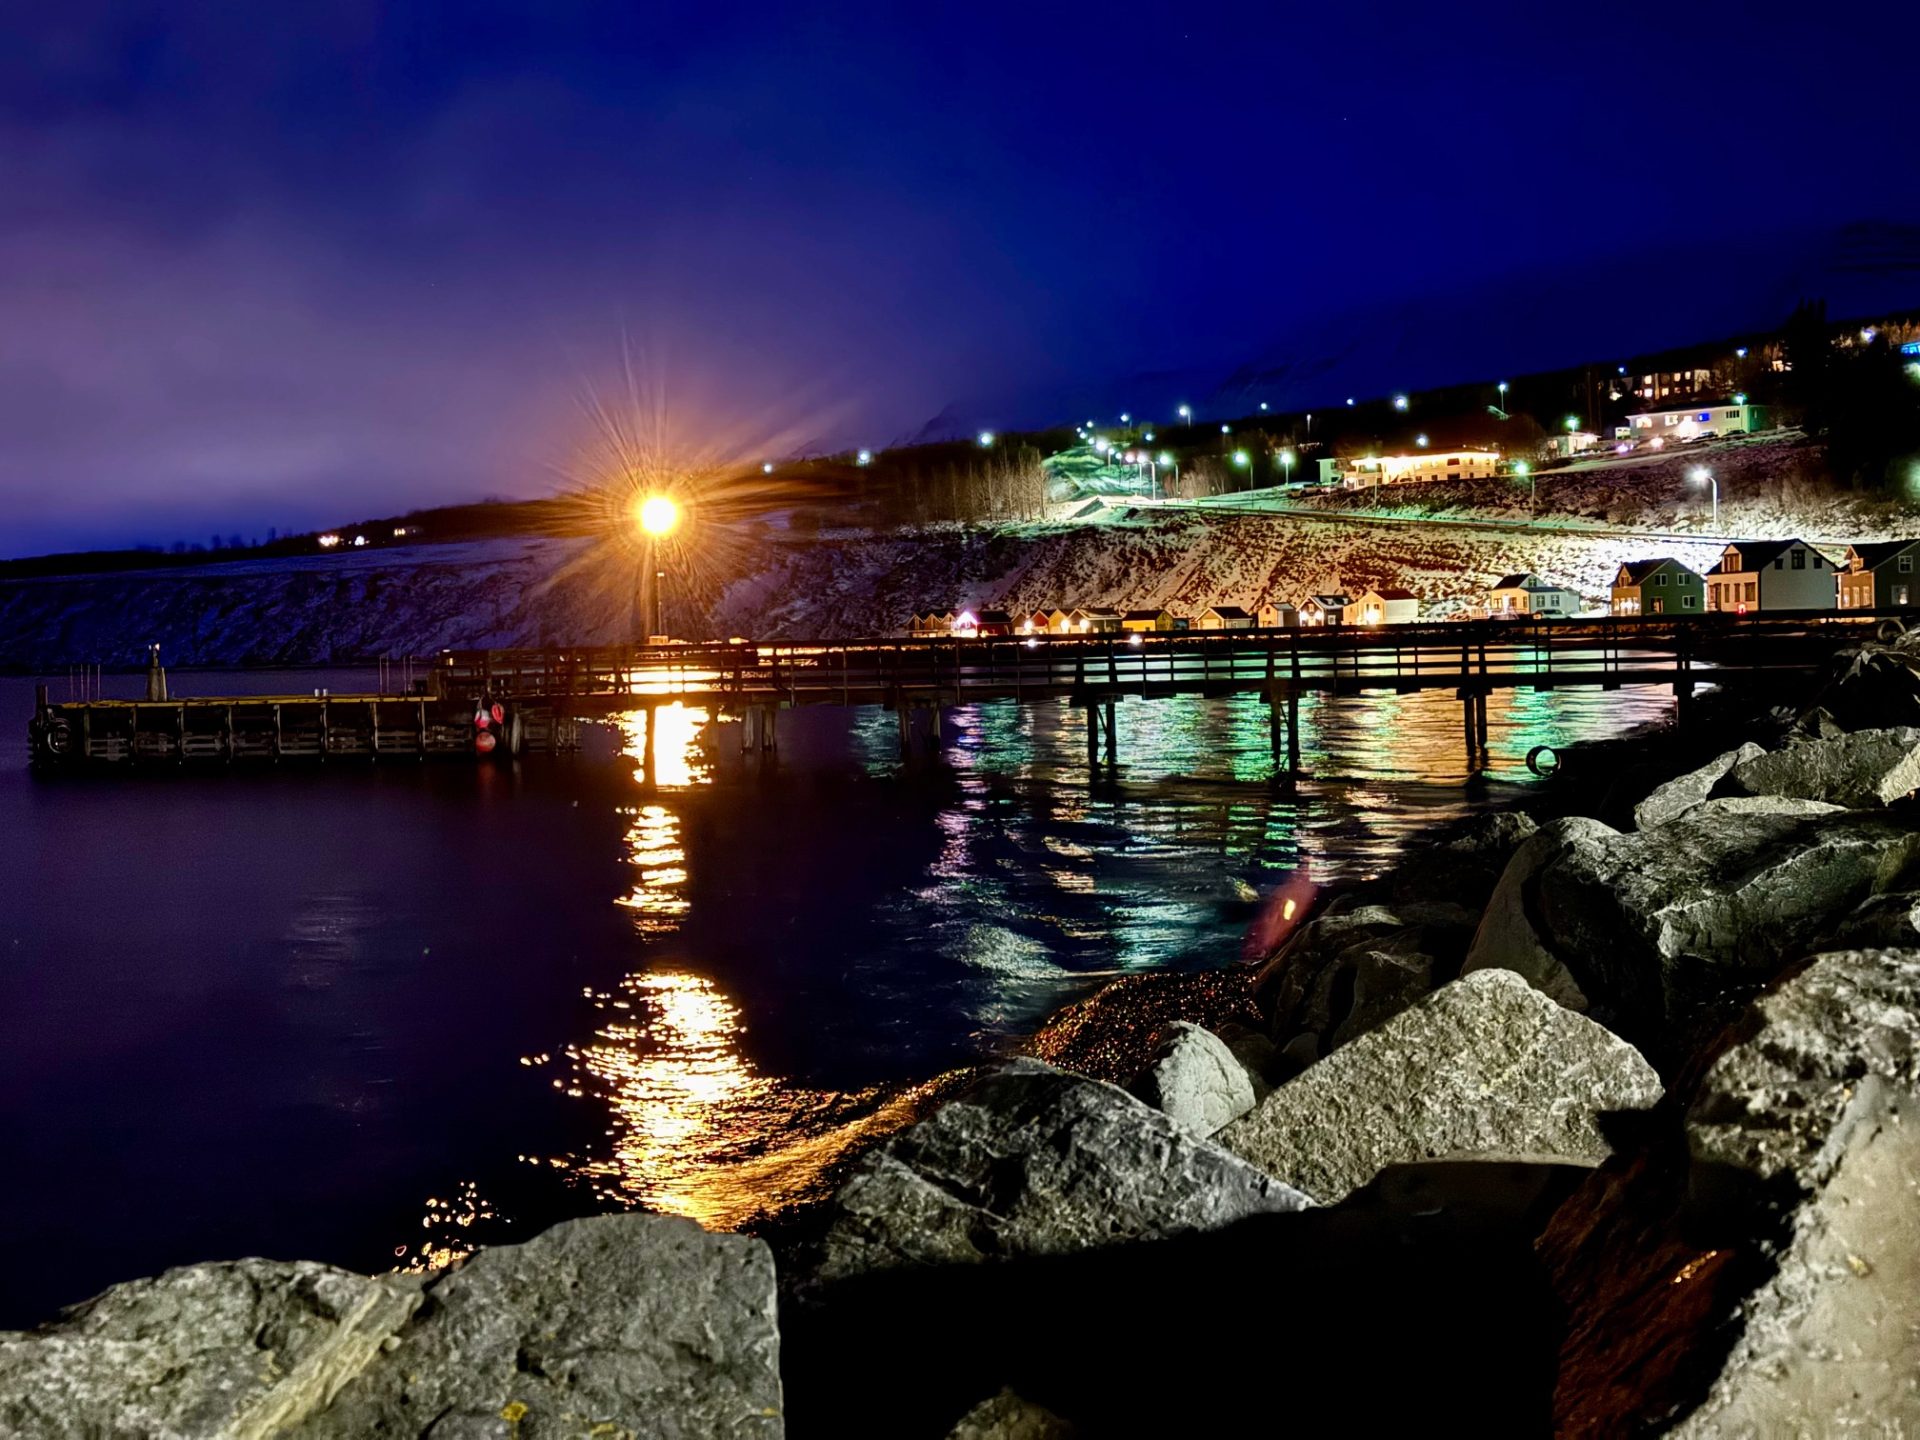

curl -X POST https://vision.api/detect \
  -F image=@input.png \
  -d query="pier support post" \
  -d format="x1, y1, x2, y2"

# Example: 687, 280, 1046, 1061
1103, 697, 1116, 765
1086, 701, 1099, 769
1475, 690, 1489, 748
927, 704, 942, 752
642, 703, 657, 780
897, 705, 911, 759
1459, 687, 1482, 773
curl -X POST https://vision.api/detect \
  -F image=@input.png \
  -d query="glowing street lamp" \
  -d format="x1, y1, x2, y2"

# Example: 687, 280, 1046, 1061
1220, 424, 1231, 435
1346, 397, 1356, 406
1690, 467, 1719, 531
978, 431, 995, 448
1564, 415, 1581, 432
1513, 461, 1534, 511
1392, 394, 1409, 411
634, 494, 680, 641
1280, 448, 1295, 485
1177, 404, 1193, 427
762, 461, 775, 473
1259, 401, 1269, 411
1415, 433, 1429, 447
1120, 412, 1131, 424
857, 449, 873, 465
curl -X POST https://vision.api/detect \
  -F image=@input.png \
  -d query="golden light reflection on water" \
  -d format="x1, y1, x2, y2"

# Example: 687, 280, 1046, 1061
392, 1179, 499, 1274
613, 702, 713, 788
532, 969, 900, 1230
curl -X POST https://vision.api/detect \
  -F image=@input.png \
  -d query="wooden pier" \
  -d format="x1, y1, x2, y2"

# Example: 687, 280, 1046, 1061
26, 610, 1889, 778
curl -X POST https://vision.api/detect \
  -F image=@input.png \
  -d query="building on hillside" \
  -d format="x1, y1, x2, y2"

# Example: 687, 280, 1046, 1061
1316, 457, 1343, 486
953, 608, 1014, 636
1489, 573, 1582, 617
1628, 366, 1717, 404
1548, 430, 1602, 460
1340, 449, 1501, 489
1838, 541, 1920, 610
1121, 608, 1175, 632
1610, 558, 1704, 616
1198, 605, 1254, 630
1022, 608, 1072, 634
1068, 606, 1123, 634
1298, 593, 1351, 626
1257, 601, 1299, 628
1625, 399, 1768, 443
1349, 588, 1419, 625
909, 609, 957, 637
1704, 540, 1836, 613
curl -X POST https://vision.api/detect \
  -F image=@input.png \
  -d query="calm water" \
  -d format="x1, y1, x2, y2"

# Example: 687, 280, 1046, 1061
0, 669, 1672, 1324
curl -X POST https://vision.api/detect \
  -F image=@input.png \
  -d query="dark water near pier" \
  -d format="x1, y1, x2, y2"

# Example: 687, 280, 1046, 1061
0, 669, 1672, 1325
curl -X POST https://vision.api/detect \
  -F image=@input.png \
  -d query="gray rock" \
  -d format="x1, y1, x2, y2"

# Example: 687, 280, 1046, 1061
1258, 899, 1476, 1059
1132, 1022, 1257, 1136
1633, 742, 1764, 830
946, 1387, 1076, 1439
1384, 811, 1540, 910
815, 1060, 1311, 1282
1731, 726, 1920, 809
0, 1261, 422, 1440
305, 1214, 782, 1439
1461, 816, 1619, 1010
1687, 948, 1920, 1198
1217, 970, 1661, 1205
1676, 1078, 1920, 1436
1819, 890, 1920, 949
1534, 799, 1920, 1047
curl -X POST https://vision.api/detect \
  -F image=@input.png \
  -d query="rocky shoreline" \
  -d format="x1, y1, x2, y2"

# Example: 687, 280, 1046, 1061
8, 636, 1920, 1436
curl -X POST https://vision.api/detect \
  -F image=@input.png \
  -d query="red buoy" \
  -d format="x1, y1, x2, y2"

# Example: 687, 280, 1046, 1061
475, 730, 498, 754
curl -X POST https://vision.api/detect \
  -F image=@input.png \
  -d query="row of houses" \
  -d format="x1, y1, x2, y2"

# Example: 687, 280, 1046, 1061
1611, 539, 1920, 615
907, 589, 1424, 637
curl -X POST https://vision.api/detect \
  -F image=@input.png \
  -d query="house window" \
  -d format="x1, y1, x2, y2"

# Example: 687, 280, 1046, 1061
1898, 585, 1912, 606
1901, 555, 1913, 573
1725, 552, 1741, 572
1792, 550, 1806, 570
1652, 598, 1664, 615
1747, 582, 1757, 603
1683, 595, 1696, 608
1656, 573, 1668, 586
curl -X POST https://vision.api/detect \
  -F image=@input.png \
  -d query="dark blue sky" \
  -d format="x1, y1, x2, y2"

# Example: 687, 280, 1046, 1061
3, 0, 1917, 554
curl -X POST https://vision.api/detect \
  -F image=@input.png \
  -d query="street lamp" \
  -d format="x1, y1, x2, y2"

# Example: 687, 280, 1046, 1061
1415, 433, 1429, 447
1120, 412, 1131, 424
1220, 424, 1231, 435
1513, 461, 1534, 511
1157, 451, 1176, 499
978, 431, 995, 447
1178, 404, 1192, 427
1280, 448, 1295, 486
1259, 402, 1269, 411
635, 495, 680, 641
1393, 394, 1409, 411
857, 449, 873, 465
1690, 467, 1719, 531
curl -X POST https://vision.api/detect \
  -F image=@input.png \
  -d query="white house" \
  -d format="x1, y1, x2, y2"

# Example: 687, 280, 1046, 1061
1341, 449, 1501, 490
1198, 605, 1255, 630
1489, 573, 1581, 617
1349, 588, 1419, 625
1626, 400, 1768, 443
1704, 540, 1837, 613
1298, 593, 1351, 626
1067, 606, 1123, 634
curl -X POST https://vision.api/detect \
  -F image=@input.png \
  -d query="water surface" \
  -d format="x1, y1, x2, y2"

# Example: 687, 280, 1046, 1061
0, 669, 1671, 1323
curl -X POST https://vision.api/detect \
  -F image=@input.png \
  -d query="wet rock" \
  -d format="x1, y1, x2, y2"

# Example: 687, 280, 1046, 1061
1686, 948, 1920, 1202
946, 1387, 1076, 1439
0, 1261, 422, 1440
1257, 899, 1476, 1060
1461, 816, 1619, 1010
1731, 726, 1920, 809
1131, 1022, 1256, 1136
1384, 811, 1541, 911
1217, 970, 1662, 1205
1676, 1078, 1920, 1436
814, 1060, 1310, 1282
305, 1214, 782, 1439
1632, 742, 1764, 830
1533, 799, 1920, 1051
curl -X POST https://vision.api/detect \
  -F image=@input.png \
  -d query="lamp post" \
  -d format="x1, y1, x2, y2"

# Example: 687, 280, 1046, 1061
1156, 451, 1176, 499
1231, 449, 1250, 491
1513, 461, 1533, 514
1280, 448, 1295, 487
636, 494, 680, 641
1178, 404, 1192, 429
1690, 467, 1719, 531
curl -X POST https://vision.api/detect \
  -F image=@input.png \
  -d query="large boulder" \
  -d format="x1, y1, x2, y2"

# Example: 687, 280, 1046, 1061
1633, 742, 1764, 830
1217, 970, 1662, 1205
814, 1060, 1310, 1282
1461, 816, 1620, 1010
1675, 1078, 1920, 1436
0, 1261, 422, 1440
1381, 810, 1541, 911
0, 1215, 782, 1439
1686, 948, 1920, 1200
304, 1215, 782, 1438
1255, 899, 1478, 1065
1532, 798, 1920, 1050
1730, 726, 1920, 809
946, 1388, 1076, 1439
1131, 1022, 1257, 1136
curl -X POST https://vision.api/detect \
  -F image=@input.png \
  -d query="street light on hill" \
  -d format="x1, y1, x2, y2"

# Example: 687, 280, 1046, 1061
1690, 467, 1719, 531
1280, 449, 1295, 486
1513, 461, 1534, 513
634, 495, 680, 642
1178, 404, 1192, 428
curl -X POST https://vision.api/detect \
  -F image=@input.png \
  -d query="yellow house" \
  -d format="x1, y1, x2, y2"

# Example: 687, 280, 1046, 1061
1121, 608, 1174, 632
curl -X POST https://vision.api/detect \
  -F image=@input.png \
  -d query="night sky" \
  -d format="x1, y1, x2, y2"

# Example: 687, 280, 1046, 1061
5, 1, 1918, 555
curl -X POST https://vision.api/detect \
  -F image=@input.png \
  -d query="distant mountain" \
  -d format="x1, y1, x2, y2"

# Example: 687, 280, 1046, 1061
912, 220, 1920, 439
